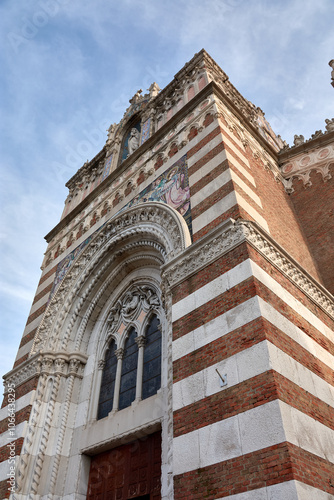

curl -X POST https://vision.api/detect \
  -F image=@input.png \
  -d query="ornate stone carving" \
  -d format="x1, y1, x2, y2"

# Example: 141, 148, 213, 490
4, 355, 41, 390
107, 285, 160, 334
293, 134, 304, 146
329, 59, 334, 87
280, 143, 334, 192
115, 347, 124, 361
325, 118, 334, 132
135, 335, 146, 349
149, 82, 161, 99
98, 359, 105, 370
3, 352, 87, 390
163, 219, 246, 287
239, 221, 334, 318
32, 203, 190, 357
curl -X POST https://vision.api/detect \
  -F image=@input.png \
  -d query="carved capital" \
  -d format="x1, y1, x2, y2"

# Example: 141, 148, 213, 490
135, 335, 146, 349
115, 348, 124, 361
98, 359, 106, 370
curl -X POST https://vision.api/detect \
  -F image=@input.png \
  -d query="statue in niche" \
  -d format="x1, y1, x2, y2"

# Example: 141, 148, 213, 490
127, 128, 140, 157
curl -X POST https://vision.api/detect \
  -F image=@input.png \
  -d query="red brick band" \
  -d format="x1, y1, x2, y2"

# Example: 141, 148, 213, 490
38, 265, 57, 286
19, 327, 38, 349
187, 126, 222, 161
1, 377, 38, 408
254, 275, 334, 356
32, 282, 53, 306
193, 206, 241, 242
172, 242, 249, 303
173, 316, 265, 383
25, 303, 47, 327
0, 406, 32, 434
190, 158, 229, 196
173, 370, 334, 438
191, 179, 235, 220
174, 441, 334, 499
173, 304, 333, 389
0, 437, 24, 464
249, 245, 334, 331
173, 276, 257, 341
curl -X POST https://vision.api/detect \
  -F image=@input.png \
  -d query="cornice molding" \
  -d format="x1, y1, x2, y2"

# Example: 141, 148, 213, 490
163, 218, 334, 319
81, 418, 161, 455
3, 351, 87, 390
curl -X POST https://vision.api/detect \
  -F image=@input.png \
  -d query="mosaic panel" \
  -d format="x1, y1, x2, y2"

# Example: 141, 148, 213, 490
124, 154, 192, 235
141, 118, 151, 144
49, 235, 92, 300
101, 153, 113, 181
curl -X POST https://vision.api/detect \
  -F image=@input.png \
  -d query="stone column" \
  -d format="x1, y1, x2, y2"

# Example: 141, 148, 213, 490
112, 348, 124, 411
135, 335, 146, 401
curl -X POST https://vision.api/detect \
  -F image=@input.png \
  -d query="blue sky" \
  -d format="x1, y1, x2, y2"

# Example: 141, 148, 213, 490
1, 0, 333, 379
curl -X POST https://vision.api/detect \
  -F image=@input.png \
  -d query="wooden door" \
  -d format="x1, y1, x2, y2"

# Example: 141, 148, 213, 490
87, 431, 161, 500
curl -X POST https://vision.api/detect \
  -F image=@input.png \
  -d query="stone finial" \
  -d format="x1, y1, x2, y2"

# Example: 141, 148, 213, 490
325, 118, 334, 132
129, 89, 143, 104
106, 123, 117, 146
148, 82, 161, 99
293, 134, 305, 146
311, 130, 323, 139
329, 59, 334, 87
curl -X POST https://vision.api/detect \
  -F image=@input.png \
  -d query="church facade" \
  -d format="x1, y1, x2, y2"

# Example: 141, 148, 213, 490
1, 50, 334, 499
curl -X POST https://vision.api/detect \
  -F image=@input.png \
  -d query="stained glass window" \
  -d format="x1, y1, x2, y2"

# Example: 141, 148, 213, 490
97, 339, 117, 420
142, 315, 161, 400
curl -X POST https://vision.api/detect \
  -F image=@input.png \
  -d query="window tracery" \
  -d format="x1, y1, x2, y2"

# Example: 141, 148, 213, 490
97, 285, 162, 420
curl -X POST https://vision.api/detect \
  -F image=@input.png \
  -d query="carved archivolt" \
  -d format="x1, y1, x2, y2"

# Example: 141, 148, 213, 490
31, 202, 191, 357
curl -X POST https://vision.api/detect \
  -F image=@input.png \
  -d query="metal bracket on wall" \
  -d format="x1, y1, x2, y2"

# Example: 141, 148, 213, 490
216, 368, 227, 388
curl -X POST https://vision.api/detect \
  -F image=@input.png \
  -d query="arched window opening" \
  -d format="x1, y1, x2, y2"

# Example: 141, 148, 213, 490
142, 315, 161, 400
96, 285, 163, 419
119, 328, 138, 410
97, 339, 117, 420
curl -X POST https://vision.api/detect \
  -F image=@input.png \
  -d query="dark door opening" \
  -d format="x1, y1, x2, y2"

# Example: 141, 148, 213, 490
87, 431, 161, 500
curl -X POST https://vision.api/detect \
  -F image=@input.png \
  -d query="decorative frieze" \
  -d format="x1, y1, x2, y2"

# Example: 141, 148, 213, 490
280, 142, 334, 193
3, 351, 87, 390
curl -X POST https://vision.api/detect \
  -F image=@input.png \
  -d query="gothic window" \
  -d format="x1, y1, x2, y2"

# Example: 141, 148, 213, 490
119, 328, 138, 410
97, 340, 117, 420
142, 314, 161, 400
97, 286, 162, 420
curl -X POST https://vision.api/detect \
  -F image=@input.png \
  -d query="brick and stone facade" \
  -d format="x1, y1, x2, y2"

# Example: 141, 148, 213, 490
1, 50, 333, 499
